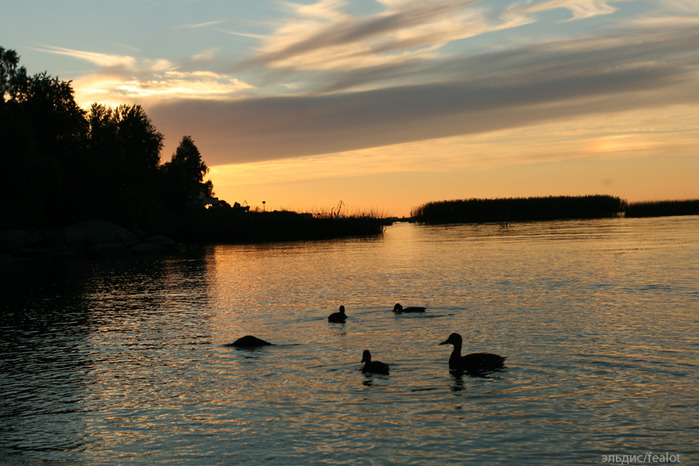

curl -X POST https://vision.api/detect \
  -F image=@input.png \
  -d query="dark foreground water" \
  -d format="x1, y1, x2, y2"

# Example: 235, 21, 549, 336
1, 217, 697, 464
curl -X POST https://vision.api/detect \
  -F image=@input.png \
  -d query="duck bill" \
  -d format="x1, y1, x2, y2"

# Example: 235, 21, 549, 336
439, 340, 449, 345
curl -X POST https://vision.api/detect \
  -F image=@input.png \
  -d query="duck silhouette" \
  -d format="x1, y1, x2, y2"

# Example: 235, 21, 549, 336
328, 305, 347, 323
227, 335, 273, 348
439, 333, 505, 374
393, 303, 426, 313
361, 350, 390, 375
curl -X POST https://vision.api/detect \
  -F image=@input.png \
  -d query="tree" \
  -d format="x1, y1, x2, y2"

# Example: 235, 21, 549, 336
160, 136, 213, 209
1, 47, 81, 226
1, 46, 218, 229
0, 46, 28, 103
85, 103, 164, 225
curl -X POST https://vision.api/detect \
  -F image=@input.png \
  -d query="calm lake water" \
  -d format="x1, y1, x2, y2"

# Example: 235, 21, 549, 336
1, 217, 697, 464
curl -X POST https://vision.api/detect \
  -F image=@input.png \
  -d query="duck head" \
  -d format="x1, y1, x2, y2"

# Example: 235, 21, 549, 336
439, 333, 463, 346
361, 350, 372, 363
393, 303, 403, 312
339, 305, 346, 314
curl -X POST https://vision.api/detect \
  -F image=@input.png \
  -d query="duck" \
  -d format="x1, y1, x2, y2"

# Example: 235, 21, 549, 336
227, 335, 273, 348
393, 303, 426, 313
439, 333, 505, 374
328, 305, 347, 323
361, 350, 390, 375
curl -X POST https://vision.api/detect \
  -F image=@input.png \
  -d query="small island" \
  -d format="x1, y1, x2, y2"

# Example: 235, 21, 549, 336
410, 196, 699, 225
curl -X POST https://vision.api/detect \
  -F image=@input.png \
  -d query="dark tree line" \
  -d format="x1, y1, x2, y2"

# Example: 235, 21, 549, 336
1, 46, 213, 229
412, 195, 628, 224
625, 200, 699, 217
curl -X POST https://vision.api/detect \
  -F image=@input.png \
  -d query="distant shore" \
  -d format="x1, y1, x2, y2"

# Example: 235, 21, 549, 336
624, 199, 699, 218
4, 196, 698, 263
410, 196, 699, 224
0, 212, 388, 262
156, 208, 389, 244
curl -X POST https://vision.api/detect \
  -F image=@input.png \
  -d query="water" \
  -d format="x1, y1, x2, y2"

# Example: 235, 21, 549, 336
1, 217, 697, 464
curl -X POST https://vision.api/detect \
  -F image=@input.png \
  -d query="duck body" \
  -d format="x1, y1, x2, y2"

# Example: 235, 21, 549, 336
361, 350, 390, 375
440, 333, 505, 374
393, 303, 426, 313
227, 335, 273, 348
328, 305, 347, 323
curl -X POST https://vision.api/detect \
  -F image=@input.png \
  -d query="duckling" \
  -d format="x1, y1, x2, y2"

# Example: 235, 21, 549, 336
227, 335, 273, 348
393, 303, 426, 313
328, 305, 347, 323
361, 350, 390, 375
439, 333, 505, 374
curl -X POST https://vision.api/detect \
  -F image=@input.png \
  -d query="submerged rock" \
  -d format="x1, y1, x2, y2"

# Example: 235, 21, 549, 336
227, 335, 274, 348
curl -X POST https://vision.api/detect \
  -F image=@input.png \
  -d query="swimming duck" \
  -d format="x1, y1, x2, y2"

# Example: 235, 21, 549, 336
361, 350, 390, 375
439, 333, 505, 374
227, 335, 273, 348
328, 305, 347, 323
393, 303, 426, 313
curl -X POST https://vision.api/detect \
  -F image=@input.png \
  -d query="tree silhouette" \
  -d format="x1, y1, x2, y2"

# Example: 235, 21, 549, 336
85, 103, 163, 225
1, 48, 80, 226
2, 46, 231, 233
1, 47, 28, 103
160, 136, 213, 210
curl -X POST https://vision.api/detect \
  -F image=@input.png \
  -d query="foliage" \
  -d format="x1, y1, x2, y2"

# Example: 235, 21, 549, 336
84, 103, 164, 225
157, 209, 385, 243
0, 47, 209, 229
625, 200, 699, 218
160, 135, 213, 210
411, 195, 627, 224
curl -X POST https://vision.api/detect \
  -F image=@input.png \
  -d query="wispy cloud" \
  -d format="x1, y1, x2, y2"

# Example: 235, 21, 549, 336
35, 46, 138, 68
37, 45, 253, 106
249, 0, 525, 74
176, 19, 225, 29
516, 0, 622, 21
148, 20, 699, 165
37, 1, 699, 172
218, 29, 267, 39
77, 70, 252, 104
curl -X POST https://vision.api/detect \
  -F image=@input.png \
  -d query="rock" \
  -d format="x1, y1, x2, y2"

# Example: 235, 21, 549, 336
63, 219, 138, 249
86, 241, 133, 258
1, 219, 179, 261
131, 242, 167, 256
227, 335, 274, 348
0, 229, 29, 253
143, 235, 181, 253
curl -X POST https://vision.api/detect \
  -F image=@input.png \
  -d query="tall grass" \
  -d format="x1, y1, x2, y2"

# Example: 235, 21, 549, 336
158, 206, 387, 243
625, 200, 699, 217
411, 195, 627, 224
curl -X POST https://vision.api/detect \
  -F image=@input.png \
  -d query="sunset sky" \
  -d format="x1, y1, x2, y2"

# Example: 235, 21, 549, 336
3, 0, 698, 216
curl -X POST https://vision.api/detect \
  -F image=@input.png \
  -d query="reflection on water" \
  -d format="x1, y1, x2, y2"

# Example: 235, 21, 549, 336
1, 217, 698, 464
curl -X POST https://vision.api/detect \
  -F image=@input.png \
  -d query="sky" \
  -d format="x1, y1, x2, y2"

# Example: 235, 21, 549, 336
2, 0, 698, 216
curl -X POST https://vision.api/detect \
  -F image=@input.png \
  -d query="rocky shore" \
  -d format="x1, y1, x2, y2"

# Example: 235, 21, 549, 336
0, 219, 180, 262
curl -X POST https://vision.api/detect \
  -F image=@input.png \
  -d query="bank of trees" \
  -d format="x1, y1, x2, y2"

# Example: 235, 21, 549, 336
1, 46, 212, 229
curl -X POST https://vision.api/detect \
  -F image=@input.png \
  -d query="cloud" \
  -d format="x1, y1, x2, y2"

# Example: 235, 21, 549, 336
219, 29, 267, 39
148, 24, 699, 165
73, 71, 253, 106
37, 45, 254, 106
248, 0, 525, 73
517, 0, 621, 21
176, 20, 225, 29
35, 46, 137, 68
